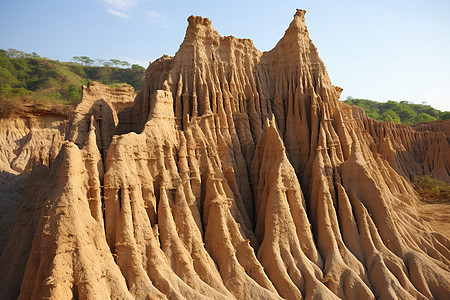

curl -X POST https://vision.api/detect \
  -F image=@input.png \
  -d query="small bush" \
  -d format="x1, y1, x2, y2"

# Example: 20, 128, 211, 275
414, 175, 450, 202
11, 87, 32, 96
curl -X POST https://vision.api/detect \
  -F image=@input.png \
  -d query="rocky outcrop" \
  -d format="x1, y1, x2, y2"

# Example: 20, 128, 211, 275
0, 112, 67, 255
0, 83, 135, 298
1, 9, 449, 300
66, 81, 135, 156
413, 120, 450, 137
350, 110, 450, 183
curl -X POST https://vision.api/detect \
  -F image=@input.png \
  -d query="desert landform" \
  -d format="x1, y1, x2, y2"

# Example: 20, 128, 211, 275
0, 10, 449, 299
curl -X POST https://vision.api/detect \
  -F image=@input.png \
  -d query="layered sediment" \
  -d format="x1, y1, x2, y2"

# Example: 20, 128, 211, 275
0, 10, 449, 300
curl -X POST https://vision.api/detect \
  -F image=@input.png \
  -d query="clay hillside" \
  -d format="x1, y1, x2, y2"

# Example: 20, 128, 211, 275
1, 10, 449, 300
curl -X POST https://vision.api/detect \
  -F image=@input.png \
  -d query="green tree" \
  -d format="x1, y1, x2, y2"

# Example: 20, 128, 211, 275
72, 56, 82, 64
102, 60, 112, 67
80, 56, 94, 66
380, 109, 401, 123
62, 84, 81, 101
383, 100, 400, 111
11, 87, 32, 96
367, 112, 380, 119
72, 56, 94, 66
0, 66, 18, 85
396, 104, 416, 124
71, 65, 86, 77
441, 111, 450, 120
120, 60, 130, 68
109, 59, 121, 67
0, 83, 12, 95
7, 48, 26, 58
343, 97, 449, 125
420, 106, 439, 118
413, 113, 436, 124
131, 64, 145, 71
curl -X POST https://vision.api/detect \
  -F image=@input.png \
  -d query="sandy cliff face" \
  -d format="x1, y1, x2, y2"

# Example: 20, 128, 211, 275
0, 82, 135, 298
0, 109, 67, 255
1, 10, 449, 300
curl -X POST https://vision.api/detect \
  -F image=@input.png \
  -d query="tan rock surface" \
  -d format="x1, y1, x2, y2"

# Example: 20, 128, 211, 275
1, 9, 449, 300
0, 113, 66, 255
0, 83, 135, 298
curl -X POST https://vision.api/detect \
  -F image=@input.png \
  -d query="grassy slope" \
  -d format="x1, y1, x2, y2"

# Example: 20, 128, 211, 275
344, 98, 450, 125
0, 49, 145, 109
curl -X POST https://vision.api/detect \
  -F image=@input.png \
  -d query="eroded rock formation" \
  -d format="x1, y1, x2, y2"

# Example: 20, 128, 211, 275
0, 107, 67, 254
0, 10, 449, 300
0, 82, 135, 298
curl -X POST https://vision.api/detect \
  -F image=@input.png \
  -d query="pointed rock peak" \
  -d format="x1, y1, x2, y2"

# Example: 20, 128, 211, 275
294, 9, 307, 20
183, 15, 220, 45
267, 115, 278, 130
187, 15, 212, 28
263, 116, 285, 153
285, 9, 308, 37
263, 9, 327, 75
263, 9, 314, 59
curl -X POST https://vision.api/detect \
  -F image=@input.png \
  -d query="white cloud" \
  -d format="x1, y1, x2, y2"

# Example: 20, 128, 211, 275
101, 0, 139, 19
101, 0, 168, 26
103, 0, 138, 10
147, 10, 169, 28
107, 8, 130, 19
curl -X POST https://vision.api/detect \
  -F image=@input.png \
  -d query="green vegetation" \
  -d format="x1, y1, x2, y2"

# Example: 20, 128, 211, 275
0, 48, 146, 106
2, 48, 448, 127
414, 175, 450, 202
344, 97, 450, 125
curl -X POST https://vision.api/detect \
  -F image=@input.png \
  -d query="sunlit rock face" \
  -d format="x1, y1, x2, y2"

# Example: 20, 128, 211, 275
1, 10, 449, 300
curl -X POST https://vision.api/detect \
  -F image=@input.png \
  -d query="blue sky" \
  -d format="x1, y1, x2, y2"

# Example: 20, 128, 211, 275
1, 0, 449, 111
